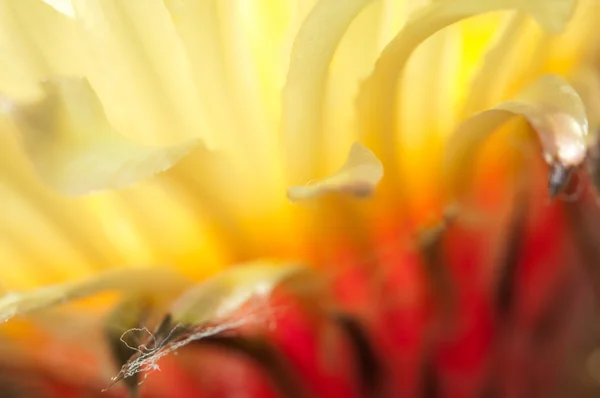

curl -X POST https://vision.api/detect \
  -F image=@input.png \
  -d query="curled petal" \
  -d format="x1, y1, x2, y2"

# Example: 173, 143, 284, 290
286, 142, 384, 202
445, 74, 588, 197
462, 12, 530, 116
357, 0, 575, 178
571, 66, 600, 132
2, 77, 199, 195
284, 0, 375, 184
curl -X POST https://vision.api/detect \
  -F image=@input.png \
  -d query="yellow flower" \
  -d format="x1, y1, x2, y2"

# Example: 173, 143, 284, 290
1, 0, 600, 396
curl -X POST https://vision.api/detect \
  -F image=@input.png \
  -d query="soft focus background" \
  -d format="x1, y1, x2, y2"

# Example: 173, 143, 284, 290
1, 0, 600, 397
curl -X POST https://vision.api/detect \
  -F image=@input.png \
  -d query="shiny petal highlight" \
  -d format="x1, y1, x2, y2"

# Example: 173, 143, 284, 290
445, 74, 588, 197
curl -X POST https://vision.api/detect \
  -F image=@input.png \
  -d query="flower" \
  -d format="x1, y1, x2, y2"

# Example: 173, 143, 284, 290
1, 0, 600, 397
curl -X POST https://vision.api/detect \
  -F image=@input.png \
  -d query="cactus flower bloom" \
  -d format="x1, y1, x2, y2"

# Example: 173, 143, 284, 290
2, 0, 600, 397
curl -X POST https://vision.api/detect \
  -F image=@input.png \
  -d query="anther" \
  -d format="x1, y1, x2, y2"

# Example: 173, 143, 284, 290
548, 162, 573, 198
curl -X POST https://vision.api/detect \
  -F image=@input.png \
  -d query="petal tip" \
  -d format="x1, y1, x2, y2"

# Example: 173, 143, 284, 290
286, 143, 383, 202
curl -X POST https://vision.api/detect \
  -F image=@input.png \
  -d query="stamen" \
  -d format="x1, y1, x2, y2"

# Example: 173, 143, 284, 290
495, 188, 528, 318
480, 378, 501, 398
104, 297, 149, 395
195, 334, 308, 398
333, 313, 382, 397
421, 355, 440, 398
417, 213, 456, 320
548, 162, 573, 198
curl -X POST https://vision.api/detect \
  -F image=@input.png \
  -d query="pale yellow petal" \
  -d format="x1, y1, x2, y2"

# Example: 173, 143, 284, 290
0, 268, 191, 322
570, 66, 600, 133
357, 0, 575, 181
3, 77, 199, 195
0, 0, 48, 99
502, 75, 588, 165
0, 133, 125, 285
397, 26, 461, 214
161, 0, 247, 150
286, 142, 383, 202
84, 183, 228, 279
377, 0, 426, 53
323, 1, 382, 173
544, 0, 600, 75
463, 12, 531, 115
209, 1, 297, 202
67, 0, 212, 146
445, 74, 588, 197
283, 0, 375, 184
161, 0, 298, 217
401, 26, 461, 144
0, 182, 97, 285
170, 261, 313, 325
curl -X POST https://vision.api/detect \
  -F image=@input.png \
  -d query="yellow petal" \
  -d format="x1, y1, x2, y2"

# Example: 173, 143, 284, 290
170, 261, 312, 325
502, 75, 588, 165
462, 12, 531, 115
0, 0, 49, 99
283, 0, 375, 184
570, 66, 600, 132
323, 0, 382, 173
445, 74, 588, 197
544, 0, 600, 75
0, 268, 191, 322
67, 0, 213, 146
161, 0, 248, 150
357, 0, 575, 178
286, 142, 384, 202
2, 77, 199, 195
